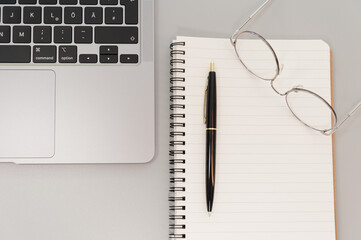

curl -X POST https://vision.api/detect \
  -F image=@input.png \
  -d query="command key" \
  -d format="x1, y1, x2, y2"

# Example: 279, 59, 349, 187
33, 46, 57, 63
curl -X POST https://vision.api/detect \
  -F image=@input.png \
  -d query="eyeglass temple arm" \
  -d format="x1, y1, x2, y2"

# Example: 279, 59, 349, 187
230, 0, 273, 43
326, 99, 361, 135
339, 99, 361, 127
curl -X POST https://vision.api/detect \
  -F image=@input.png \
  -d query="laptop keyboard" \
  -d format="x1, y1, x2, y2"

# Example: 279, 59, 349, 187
0, 0, 139, 64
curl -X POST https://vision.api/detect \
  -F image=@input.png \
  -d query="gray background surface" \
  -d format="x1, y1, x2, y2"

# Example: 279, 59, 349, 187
0, 0, 360, 239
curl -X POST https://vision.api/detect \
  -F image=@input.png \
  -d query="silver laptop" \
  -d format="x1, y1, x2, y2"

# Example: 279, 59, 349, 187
0, 0, 154, 164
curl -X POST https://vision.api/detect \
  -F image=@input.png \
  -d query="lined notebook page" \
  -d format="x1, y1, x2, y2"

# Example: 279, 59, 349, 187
171, 36, 335, 240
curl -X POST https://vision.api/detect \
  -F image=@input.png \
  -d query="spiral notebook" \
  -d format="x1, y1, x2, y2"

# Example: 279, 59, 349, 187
169, 36, 336, 240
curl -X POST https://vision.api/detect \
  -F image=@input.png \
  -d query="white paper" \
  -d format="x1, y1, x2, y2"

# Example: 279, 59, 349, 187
171, 36, 335, 240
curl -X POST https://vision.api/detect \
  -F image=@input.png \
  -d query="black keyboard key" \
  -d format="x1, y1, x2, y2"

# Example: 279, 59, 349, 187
33, 46, 57, 63
39, 0, 57, 4
0, 46, 31, 63
23, 7, 42, 24
0, 0, 16, 4
0, 26, 11, 43
95, 26, 138, 44
44, 7, 62, 24
85, 7, 103, 24
100, 46, 118, 55
105, 7, 123, 24
19, 0, 37, 4
80, 0, 97, 5
64, 7, 83, 24
100, 54, 118, 63
74, 26, 93, 43
120, 54, 138, 63
59, 46, 77, 63
13, 26, 31, 43
34, 26, 52, 43
54, 26, 72, 43
3, 7, 21, 24
79, 54, 97, 63
120, 0, 138, 24
101, 0, 117, 5
60, 0, 77, 4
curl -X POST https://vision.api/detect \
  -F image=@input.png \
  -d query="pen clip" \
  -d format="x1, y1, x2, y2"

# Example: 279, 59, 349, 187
203, 83, 208, 124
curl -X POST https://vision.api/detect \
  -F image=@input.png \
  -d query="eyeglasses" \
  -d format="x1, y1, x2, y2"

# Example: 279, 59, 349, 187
230, 0, 361, 135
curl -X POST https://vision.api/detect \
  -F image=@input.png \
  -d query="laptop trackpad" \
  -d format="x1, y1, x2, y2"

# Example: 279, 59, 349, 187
0, 70, 55, 158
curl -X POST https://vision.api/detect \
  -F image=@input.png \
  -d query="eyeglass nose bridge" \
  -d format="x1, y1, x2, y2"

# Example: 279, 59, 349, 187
269, 64, 295, 96
270, 81, 286, 96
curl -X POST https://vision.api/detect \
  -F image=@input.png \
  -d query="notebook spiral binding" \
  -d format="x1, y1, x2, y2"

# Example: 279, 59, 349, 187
169, 41, 187, 239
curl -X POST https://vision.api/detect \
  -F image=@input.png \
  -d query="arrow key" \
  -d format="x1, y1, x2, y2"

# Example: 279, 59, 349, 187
100, 46, 118, 55
100, 54, 118, 63
79, 54, 98, 63
120, 54, 138, 63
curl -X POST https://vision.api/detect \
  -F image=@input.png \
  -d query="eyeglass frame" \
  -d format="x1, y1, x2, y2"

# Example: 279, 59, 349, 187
229, 0, 361, 136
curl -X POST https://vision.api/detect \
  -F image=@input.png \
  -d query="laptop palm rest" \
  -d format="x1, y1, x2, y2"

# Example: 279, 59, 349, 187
0, 70, 55, 159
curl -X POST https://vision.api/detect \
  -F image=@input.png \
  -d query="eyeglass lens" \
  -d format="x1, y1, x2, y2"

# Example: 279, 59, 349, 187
235, 31, 279, 81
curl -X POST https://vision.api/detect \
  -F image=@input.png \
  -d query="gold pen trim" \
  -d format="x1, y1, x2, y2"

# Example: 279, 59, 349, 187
210, 61, 215, 72
203, 84, 208, 124
206, 128, 217, 131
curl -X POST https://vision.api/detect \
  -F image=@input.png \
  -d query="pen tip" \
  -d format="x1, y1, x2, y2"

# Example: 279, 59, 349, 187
208, 212, 212, 217
210, 62, 215, 72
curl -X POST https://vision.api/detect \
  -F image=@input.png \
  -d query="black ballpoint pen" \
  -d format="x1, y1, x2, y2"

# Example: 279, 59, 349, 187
204, 62, 217, 214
